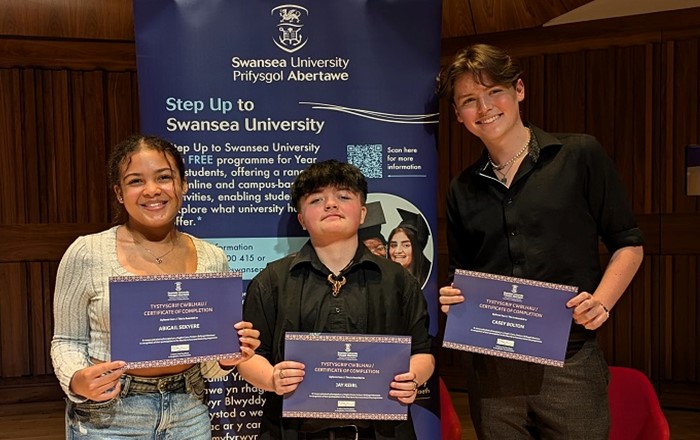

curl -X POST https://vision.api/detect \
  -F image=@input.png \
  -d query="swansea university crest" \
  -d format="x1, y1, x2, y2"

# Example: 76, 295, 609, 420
271, 4, 308, 53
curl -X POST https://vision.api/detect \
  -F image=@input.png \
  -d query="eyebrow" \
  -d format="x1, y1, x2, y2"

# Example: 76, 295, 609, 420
123, 167, 173, 177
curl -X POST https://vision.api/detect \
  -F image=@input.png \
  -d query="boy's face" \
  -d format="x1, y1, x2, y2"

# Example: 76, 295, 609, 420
452, 73, 524, 145
297, 186, 367, 243
363, 237, 387, 258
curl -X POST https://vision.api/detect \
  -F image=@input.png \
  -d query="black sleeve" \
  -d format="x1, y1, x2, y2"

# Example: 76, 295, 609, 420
243, 269, 278, 361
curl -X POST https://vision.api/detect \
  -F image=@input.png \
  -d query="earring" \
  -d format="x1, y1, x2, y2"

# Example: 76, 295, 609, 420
117, 196, 124, 203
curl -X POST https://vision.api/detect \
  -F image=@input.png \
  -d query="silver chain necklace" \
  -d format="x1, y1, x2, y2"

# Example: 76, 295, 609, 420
493, 164, 513, 184
488, 128, 532, 171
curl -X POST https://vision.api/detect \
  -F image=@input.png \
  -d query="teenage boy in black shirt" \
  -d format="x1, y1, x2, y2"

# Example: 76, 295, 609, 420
438, 44, 644, 439
238, 160, 434, 440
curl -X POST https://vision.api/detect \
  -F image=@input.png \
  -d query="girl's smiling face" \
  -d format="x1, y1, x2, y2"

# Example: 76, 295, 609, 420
389, 229, 413, 269
114, 147, 187, 232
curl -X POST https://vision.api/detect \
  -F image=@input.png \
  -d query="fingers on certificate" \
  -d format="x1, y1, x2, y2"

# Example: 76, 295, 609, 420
439, 284, 464, 314
235, 321, 261, 350
274, 361, 305, 396
389, 372, 419, 405
223, 321, 261, 364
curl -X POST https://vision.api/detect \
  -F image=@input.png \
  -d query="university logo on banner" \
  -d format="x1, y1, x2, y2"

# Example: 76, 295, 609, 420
272, 4, 308, 53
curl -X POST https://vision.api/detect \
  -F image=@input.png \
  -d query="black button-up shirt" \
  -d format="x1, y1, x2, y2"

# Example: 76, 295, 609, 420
446, 125, 644, 348
243, 240, 431, 438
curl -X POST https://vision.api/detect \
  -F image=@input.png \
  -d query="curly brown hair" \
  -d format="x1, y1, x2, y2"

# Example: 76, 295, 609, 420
108, 135, 185, 224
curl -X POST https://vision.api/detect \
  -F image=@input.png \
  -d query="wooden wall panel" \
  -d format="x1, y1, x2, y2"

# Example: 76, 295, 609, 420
585, 48, 615, 166
0, 224, 111, 263
27, 262, 55, 375
441, 0, 475, 39
659, 35, 700, 409
546, 52, 587, 133
602, 259, 655, 369
0, 39, 136, 71
0, 0, 133, 40
520, 54, 545, 127
107, 72, 141, 147
671, 39, 700, 213
667, 256, 698, 381
644, 44, 659, 214
613, 46, 648, 205
1, 68, 137, 227
0, 0, 140, 398
657, 255, 700, 407
0, 70, 26, 224
0, 264, 30, 377
22, 70, 41, 223
0, 59, 137, 396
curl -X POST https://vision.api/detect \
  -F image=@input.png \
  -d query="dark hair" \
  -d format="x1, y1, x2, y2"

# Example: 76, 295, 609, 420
438, 44, 523, 103
291, 160, 368, 210
108, 134, 186, 224
388, 226, 428, 282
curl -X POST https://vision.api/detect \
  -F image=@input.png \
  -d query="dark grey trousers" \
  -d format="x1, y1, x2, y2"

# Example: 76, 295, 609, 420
467, 339, 610, 439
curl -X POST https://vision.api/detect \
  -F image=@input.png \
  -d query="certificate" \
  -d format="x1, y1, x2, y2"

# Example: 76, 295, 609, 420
109, 272, 242, 368
442, 270, 577, 367
283, 332, 411, 420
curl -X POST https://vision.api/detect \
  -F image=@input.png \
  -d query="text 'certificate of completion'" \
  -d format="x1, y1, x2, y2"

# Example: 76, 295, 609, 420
443, 270, 577, 367
283, 332, 411, 420
109, 272, 242, 369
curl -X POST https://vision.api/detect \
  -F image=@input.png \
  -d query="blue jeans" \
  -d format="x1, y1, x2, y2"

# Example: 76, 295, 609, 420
65, 365, 211, 439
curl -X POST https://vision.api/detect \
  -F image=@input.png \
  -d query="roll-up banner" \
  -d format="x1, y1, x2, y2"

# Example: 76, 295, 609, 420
132, 1, 442, 438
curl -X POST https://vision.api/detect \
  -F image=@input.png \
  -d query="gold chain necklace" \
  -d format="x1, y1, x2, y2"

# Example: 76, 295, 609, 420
131, 231, 178, 264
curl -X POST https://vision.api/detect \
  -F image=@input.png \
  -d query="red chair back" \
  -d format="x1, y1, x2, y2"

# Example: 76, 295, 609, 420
439, 377, 462, 440
608, 366, 670, 440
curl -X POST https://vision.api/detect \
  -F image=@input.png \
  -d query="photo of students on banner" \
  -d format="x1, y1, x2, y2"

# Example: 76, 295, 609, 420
389, 208, 431, 287
361, 196, 433, 289
359, 201, 388, 258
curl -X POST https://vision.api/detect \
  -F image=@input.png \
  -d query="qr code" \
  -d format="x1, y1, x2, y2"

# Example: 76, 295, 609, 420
347, 144, 383, 178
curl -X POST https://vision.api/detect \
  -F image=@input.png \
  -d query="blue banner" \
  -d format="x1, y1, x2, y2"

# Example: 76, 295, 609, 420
132, 1, 441, 438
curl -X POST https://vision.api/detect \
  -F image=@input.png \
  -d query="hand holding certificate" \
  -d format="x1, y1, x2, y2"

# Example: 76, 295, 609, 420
109, 272, 243, 369
442, 270, 577, 367
282, 332, 411, 420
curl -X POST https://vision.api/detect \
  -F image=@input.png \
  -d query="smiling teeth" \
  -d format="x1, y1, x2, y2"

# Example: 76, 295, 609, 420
480, 115, 499, 124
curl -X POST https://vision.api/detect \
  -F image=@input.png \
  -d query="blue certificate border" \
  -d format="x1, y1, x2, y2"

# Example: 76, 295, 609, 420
283, 332, 410, 420
442, 270, 577, 367
109, 272, 243, 369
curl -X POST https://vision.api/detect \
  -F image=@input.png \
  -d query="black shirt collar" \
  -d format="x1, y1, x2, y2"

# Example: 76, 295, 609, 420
477, 124, 561, 181
289, 240, 380, 274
